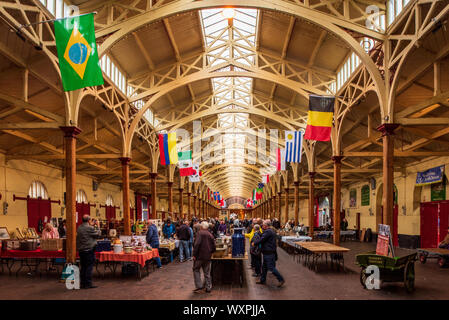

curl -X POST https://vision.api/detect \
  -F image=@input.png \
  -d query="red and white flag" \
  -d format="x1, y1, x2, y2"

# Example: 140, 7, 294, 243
276, 148, 286, 171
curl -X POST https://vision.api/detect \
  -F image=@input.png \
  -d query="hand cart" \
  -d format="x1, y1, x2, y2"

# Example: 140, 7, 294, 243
417, 248, 449, 268
356, 251, 417, 293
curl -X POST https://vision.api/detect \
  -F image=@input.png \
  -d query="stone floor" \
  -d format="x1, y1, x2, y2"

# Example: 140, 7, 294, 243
1, 241, 449, 300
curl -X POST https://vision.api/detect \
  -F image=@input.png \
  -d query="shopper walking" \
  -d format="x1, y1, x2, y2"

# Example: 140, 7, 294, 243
187, 220, 194, 258
253, 220, 285, 287
177, 220, 191, 262
250, 224, 263, 277
192, 221, 216, 293
76, 215, 102, 289
146, 220, 162, 268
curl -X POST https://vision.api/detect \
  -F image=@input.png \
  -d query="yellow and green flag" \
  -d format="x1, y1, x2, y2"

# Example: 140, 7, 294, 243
54, 13, 104, 91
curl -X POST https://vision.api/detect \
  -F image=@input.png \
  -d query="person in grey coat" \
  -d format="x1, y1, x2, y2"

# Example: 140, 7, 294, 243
76, 215, 102, 289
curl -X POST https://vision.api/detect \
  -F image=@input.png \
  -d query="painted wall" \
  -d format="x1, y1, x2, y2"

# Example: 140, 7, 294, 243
339, 157, 449, 236
0, 153, 135, 232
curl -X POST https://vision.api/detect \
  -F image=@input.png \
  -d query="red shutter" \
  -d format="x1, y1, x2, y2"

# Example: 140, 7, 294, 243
27, 198, 40, 230
420, 202, 439, 248
438, 201, 449, 244
136, 194, 142, 220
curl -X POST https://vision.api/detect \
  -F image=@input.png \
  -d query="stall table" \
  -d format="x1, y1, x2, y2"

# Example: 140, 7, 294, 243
315, 230, 357, 241
0, 249, 68, 276
96, 248, 159, 280
211, 253, 248, 287
296, 241, 350, 272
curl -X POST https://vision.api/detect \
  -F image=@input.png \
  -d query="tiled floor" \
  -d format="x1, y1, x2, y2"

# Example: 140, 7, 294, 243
1, 241, 448, 300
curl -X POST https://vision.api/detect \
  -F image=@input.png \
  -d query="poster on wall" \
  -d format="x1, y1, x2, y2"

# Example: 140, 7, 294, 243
416, 165, 444, 186
349, 189, 357, 207
431, 179, 446, 201
361, 185, 370, 206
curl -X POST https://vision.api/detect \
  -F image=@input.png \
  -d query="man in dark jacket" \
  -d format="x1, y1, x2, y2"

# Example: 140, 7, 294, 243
253, 220, 285, 287
177, 220, 191, 262
146, 220, 162, 268
76, 215, 102, 289
192, 221, 216, 293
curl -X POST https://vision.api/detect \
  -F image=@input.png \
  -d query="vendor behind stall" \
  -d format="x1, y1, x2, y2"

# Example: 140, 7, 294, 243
162, 219, 175, 239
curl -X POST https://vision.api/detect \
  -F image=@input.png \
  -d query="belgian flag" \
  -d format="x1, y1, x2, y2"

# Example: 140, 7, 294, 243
304, 95, 335, 141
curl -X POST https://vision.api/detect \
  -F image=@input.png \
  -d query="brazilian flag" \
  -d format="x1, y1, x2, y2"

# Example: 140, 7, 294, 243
54, 13, 104, 91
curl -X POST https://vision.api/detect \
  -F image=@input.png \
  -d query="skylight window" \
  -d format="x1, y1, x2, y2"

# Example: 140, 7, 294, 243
200, 8, 259, 196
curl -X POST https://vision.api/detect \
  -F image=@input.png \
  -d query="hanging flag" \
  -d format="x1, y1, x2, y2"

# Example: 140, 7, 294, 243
178, 151, 193, 176
256, 188, 263, 200
285, 131, 303, 163
252, 189, 257, 201
262, 174, 270, 184
276, 148, 286, 171
258, 182, 264, 189
304, 95, 335, 141
246, 199, 253, 208
54, 13, 104, 91
159, 133, 178, 165
189, 164, 200, 182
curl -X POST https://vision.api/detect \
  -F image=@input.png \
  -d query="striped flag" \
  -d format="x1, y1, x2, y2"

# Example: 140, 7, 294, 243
304, 95, 335, 141
178, 151, 193, 176
159, 133, 178, 165
276, 148, 286, 171
262, 174, 270, 184
285, 131, 303, 163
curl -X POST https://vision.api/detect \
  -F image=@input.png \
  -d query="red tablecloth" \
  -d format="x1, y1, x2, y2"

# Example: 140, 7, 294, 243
0, 249, 66, 259
96, 249, 159, 267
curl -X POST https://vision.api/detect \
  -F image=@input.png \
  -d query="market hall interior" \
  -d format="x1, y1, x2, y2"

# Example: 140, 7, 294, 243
0, 0, 449, 300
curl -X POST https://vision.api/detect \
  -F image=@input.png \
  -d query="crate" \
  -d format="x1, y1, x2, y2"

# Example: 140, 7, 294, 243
2, 240, 20, 250
19, 239, 38, 251
40, 238, 64, 251
159, 242, 175, 251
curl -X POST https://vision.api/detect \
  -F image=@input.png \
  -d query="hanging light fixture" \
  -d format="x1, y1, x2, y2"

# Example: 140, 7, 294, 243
221, 7, 236, 19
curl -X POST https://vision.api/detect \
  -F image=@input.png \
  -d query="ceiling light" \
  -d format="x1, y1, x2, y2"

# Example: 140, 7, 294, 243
222, 8, 236, 19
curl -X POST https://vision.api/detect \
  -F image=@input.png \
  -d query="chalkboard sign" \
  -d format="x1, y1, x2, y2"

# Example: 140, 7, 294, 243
431, 180, 446, 201
361, 185, 370, 206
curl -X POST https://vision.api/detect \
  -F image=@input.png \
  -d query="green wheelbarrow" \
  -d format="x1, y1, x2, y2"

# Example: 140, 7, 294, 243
356, 251, 417, 293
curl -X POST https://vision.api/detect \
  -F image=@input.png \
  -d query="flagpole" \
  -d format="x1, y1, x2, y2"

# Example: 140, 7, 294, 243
17, 11, 98, 31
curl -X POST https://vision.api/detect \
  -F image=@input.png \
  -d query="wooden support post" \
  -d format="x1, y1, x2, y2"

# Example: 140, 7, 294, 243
308, 172, 316, 237
278, 192, 282, 223
61, 126, 81, 264
149, 173, 158, 219
284, 188, 289, 224
167, 182, 173, 215
187, 193, 192, 220
332, 156, 343, 246
294, 181, 300, 225
193, 195, 197, 218
378, 124, 399, 231
179, 188, 184, 218
120, 157, 131, 236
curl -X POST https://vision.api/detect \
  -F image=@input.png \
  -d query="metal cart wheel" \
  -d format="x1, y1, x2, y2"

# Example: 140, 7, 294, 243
438, 257, 447, 268
419, 254, 427, 264
404, 261, 415, 293
360, 268, 367, 289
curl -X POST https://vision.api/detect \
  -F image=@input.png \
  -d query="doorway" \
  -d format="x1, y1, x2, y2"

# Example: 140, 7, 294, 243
420, 201, 449, 248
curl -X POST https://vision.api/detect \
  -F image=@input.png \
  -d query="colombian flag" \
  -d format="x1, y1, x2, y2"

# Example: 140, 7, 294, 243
304, 95, 335, 141
159, 133, 178, 165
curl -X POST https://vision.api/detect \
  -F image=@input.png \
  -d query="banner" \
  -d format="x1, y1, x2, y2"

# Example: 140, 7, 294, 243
416, 165, 444, 186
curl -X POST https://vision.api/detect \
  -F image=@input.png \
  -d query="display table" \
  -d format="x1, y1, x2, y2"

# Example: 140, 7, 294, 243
296, 241, 350, 272
211, 253, 248, 287
315, 230, 357, 241
0, 249, 70, 276
96, 249, 159, 280
279, 236, 312, 263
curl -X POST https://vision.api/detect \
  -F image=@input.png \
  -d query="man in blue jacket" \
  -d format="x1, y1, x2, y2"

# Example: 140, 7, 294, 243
162, 219, 175, 239
146, 220, 162, 268
253, 220, 285, 287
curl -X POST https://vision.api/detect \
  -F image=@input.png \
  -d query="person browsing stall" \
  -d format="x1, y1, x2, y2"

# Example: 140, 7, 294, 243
76, 215, 102, 289
146, 220, 162, 269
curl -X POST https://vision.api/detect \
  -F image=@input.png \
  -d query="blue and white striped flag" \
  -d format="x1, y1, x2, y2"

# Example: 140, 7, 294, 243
285, 131, 303, 163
